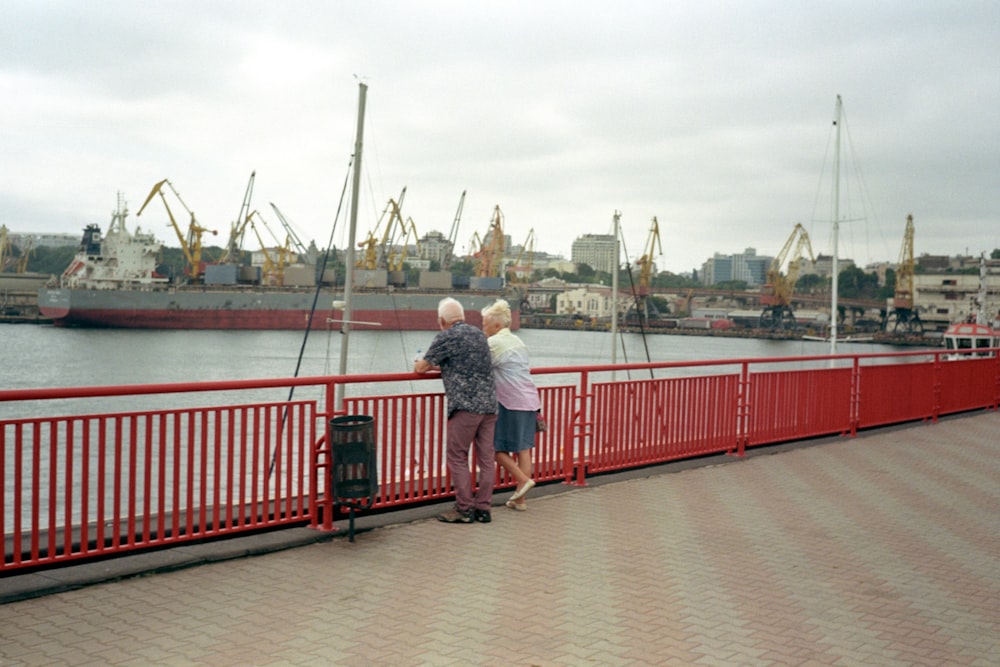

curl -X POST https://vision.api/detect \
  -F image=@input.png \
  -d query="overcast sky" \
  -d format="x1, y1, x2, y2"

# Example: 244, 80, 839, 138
2, 1, 998, 274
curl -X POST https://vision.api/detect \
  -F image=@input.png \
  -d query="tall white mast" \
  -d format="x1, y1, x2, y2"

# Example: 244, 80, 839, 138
611, 211, 621, 376
337, 82, 367, 410
830, 95, 842, 358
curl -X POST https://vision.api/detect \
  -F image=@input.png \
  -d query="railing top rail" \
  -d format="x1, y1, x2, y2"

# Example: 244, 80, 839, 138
0, 347, 959, 405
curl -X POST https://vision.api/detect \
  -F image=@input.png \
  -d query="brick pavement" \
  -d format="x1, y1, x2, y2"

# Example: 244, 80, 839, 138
1, 411, 999, 666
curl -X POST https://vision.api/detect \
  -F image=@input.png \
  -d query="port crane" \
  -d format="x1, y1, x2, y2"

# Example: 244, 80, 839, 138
442, 190, 466, 270
627, 216, 663, 323
137, 179, 218, 283
506, 228, 536, 286
357, 188, 406, 270
882, 214, 923, 334
244, 210, 293, 285
220, 171, 256, 264
1, 225, 31, 273
387, 217, 420, 272
758, 223, 815, 330
474, 205, 506, 278
269, 203, 310, 263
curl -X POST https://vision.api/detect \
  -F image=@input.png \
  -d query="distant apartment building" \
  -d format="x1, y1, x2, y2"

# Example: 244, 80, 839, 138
700, 248, 771, 286
571, 234, 617, 274
417, 230, 452, 267
802, 254, 856, 278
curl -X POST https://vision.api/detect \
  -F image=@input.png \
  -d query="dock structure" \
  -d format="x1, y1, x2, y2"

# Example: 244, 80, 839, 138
1, 410, 998, 664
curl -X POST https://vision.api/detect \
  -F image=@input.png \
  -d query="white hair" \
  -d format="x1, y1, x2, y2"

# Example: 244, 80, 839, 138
482, 298, 512, 328
438, 297, 465, 324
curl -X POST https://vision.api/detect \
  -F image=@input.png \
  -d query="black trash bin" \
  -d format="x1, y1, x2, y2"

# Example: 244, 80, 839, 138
329, 415, 378, 542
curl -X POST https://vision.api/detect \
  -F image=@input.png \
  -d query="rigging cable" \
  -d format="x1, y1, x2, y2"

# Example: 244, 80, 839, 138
268, 157, 354, 478
617, 233, 656, 380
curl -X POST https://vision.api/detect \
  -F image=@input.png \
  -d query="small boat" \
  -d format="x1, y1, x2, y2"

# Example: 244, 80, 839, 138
942, 255, 999, 359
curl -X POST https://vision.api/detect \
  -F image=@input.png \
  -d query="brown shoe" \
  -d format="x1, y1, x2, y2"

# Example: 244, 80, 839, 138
438, 508, 473, 524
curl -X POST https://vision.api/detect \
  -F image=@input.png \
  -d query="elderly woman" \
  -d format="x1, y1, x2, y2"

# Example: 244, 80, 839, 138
481, 299, 540, 510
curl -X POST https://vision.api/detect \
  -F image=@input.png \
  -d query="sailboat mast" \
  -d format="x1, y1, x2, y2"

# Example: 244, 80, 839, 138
611, 211, 620, 375
337, 82, 367, 410
830, 95, 842, 358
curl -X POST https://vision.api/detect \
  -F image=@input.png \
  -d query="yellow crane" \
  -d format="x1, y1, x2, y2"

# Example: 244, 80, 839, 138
758, 222, 815, 330
635, 216, 662, 298
387, 216, 420, 272
357, 191, 406, 270
1, 225, 32, 273
883, 214, 923, 334
628, 216, 664, 323
137, 179, 218, 283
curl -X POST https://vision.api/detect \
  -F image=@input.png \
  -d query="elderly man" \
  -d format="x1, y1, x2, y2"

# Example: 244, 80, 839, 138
414, 297, 498, 523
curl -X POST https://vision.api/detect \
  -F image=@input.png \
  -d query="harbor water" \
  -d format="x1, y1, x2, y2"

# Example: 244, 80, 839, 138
2, 324, 931, 530
2, 324, 919, 393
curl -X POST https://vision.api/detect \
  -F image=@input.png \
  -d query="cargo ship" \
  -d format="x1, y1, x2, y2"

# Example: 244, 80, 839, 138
38, 199, 516, 331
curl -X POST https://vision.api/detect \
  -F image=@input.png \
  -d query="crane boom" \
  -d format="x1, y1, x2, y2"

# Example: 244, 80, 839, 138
222, 171, 255, 264
475, 205, 505, 278
883, 214, 923, 334
269, 203, 309, 258
443, 190, 466, 270
635, 216, 663, 296
136, 178, 217, 283
758, 223, 815, 330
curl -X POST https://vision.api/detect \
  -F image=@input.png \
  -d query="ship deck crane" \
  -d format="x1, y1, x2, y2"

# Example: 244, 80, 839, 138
137, 179, 218, 283
357, 188, 406, 270
268, 203, 310, 261
245, 210, 291, 285
758, 222, 815, 330
388, 217, 420, 272
883, 214, 923, 334
220, 171, 255, 264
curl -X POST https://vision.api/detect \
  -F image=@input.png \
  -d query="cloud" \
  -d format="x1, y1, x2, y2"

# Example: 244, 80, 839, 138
2, 1, 999, 274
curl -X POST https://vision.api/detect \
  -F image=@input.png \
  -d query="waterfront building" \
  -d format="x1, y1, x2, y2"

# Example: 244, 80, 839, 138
913, 258, 1000, 331
556, 286, 619, 318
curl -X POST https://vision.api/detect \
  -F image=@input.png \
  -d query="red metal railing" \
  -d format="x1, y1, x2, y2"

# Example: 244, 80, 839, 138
3, 348, 998, 572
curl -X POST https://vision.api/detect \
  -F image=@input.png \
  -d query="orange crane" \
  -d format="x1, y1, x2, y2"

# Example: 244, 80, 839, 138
758, 223, 815, 330
883, 214, 923, 334
474, 205, 505, 278
137, 179, 218, 283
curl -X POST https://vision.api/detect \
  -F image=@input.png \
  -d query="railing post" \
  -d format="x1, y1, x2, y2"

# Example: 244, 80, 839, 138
849, 356, 861, 437
570, 370, 591, 486
311, 377, 340, 531
733, 361, 750, 456
931, 350, 943, 423
994, 348, 1000, 411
